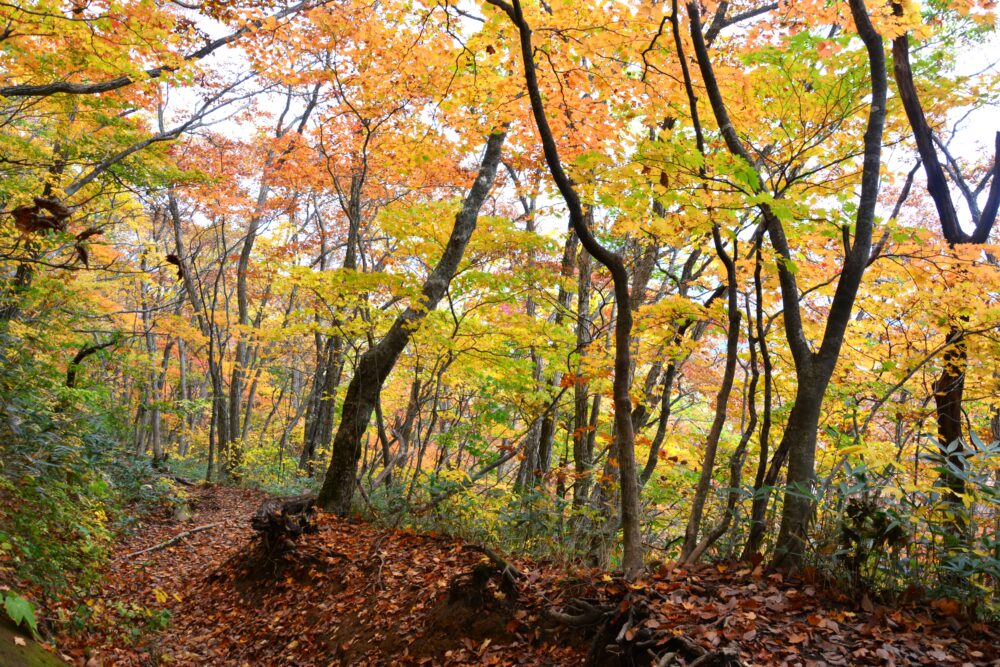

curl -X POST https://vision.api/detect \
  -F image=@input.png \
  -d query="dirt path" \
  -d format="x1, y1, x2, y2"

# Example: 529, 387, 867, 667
56, 485, 583, 666
56, 485, 266, 665
54, 485, 999, 666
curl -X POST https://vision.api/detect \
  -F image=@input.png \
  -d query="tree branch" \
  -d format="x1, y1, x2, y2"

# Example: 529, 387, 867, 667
0, 0, 328, 98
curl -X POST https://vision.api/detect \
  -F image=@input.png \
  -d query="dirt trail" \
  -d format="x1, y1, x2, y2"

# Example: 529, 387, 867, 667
56, 485, 582, 666
54, 485, 999, 666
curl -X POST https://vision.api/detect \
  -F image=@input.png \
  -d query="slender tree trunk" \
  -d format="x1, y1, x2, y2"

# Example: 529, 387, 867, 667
688, 292, 760, 563
167, 193, 230, 481
536, 224, 578, 479
742, 247, 775, 559
681, 228, 740, 561
302, 172, 362, 472
933, 327, 968, 522
686, 0, 887, 568
638, 282, 725, 487
572, 244, 594, 509
301, 335, 344, 474
487, 0, 643, 577
227, 94, 319, 477
177, 339, 191, 457
150, 338, 176, 465
226, 179, 271, 478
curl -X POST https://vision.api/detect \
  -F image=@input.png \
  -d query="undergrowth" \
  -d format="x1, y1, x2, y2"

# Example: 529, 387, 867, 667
0, 335, 174, 637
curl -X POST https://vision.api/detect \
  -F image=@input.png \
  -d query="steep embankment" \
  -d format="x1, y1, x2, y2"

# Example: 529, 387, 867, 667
52, 486, 998, 666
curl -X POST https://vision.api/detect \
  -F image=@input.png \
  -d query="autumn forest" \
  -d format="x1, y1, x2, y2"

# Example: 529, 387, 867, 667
2, 0, 1000, 665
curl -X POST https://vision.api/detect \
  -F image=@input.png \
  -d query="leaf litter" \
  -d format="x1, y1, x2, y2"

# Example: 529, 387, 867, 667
54, 486, 998, 666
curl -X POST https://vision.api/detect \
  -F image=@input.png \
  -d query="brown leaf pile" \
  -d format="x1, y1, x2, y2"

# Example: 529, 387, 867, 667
54, 486, 998, 666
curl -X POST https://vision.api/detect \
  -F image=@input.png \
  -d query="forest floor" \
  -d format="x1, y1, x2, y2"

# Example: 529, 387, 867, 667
49, 485, 999, 667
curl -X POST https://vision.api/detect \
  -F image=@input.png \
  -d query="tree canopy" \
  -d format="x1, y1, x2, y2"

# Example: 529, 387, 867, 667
2, 0, 1000, 660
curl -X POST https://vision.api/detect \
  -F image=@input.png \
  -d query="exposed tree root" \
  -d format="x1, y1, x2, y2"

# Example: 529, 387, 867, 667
547, 584, 746, 667
250, 494, 317, 556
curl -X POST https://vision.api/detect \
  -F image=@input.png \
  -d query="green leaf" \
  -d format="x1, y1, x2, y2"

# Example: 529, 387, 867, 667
4, 593, 38, 636
778, 255, 799, 275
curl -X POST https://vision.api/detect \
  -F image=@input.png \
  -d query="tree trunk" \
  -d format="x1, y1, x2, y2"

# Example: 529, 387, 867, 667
681, 228, 739, 561
771, 376, 826, 564
167, 193, 230, 481
572, 244, 594, 509
687, 292, 760, 563
300, 335, 344, 474
177, 338, 191, 457
933, 327, 968, 526
742, 248, 775, 559
302, 170, 362, 473
487, 0, 643, 577
225, 178, 271, 478
686, 0, 887, 569
316, 132, 506, 514
890, 14, 1000, 529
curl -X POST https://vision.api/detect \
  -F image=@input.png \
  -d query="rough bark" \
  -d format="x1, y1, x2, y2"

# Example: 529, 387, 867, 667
251, 495, 318, 539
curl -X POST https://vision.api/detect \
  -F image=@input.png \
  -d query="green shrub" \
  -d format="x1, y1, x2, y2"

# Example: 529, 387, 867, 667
810, 441, 1000, 619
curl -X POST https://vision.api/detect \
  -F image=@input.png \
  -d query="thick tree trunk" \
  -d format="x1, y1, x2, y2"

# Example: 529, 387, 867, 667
316, 132, 506, 514
771, 377, 826, 564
